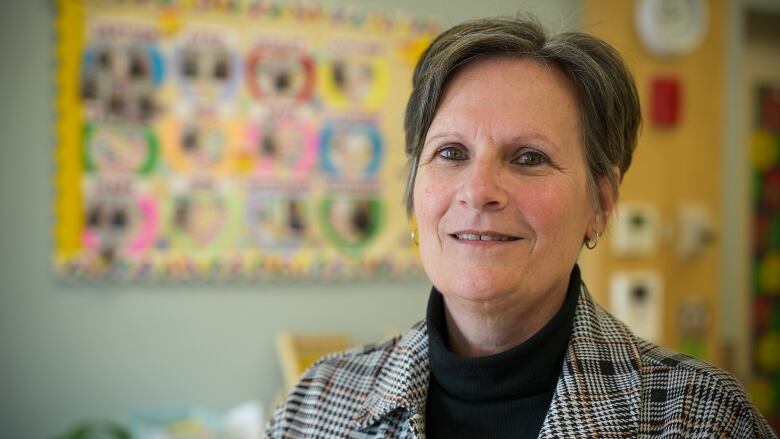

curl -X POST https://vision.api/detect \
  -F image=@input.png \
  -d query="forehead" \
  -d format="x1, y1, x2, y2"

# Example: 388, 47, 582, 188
428, 56, 581, 149
441, 55, 577, 104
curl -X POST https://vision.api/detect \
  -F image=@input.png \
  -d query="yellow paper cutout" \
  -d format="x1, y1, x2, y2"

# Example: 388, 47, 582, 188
157, 7, 183, 37
159, 115, 241, 175
758, 251, 780, 294
756, 331, 780, 373
318, 57, 389, 111
748, 378, 777, 415
752, 129, 779, 171
54, 0, 86, 260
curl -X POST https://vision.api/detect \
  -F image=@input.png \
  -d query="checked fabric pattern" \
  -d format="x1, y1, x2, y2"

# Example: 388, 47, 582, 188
266, 285, 777, 438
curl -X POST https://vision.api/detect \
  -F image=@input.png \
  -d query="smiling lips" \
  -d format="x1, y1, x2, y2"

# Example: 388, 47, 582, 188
452, 232, 520, 242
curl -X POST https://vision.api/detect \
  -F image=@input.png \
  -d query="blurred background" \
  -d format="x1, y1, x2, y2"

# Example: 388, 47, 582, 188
1, 0, 779, 437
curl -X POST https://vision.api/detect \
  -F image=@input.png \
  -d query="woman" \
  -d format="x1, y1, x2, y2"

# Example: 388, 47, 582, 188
266, 16, 776, 438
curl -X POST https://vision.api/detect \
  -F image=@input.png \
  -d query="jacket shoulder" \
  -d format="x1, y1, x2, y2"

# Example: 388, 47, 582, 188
636, 337, 749, 403
265, 324, 421, 438
585, 293, 753, 405
302, 333, 402, 387
634, 337, 776, 437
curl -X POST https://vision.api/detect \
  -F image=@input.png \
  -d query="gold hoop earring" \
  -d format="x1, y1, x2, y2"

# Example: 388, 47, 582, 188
411, 228, 419, 246
585, 230, 601, 250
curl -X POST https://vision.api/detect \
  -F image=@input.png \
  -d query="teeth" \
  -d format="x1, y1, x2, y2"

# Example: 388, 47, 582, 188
456, 233, 515, 241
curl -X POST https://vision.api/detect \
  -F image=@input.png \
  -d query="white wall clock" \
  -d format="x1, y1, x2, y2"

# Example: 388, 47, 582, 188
635, 0, 708, 57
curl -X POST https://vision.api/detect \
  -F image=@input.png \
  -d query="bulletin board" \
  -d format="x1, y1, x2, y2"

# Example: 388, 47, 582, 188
54, 0, 435, 281
750, 85, 780, 431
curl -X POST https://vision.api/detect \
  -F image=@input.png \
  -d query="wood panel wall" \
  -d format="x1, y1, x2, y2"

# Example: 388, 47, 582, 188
579, 0, 726, 366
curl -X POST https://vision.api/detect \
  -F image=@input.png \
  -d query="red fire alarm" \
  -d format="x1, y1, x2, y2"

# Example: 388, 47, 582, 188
650, 76, 681, 127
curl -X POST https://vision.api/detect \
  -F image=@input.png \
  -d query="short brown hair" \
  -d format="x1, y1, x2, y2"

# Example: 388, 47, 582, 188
403, 15, 641, 216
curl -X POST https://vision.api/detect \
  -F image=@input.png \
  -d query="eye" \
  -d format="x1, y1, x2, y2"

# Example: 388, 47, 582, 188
514, 150, 547, 166
437, 145, 467, 161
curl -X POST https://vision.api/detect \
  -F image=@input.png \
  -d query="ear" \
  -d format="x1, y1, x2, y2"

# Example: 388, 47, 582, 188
593, 167, 620, 232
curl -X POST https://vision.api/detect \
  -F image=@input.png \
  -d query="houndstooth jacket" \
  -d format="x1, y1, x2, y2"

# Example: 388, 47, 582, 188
266, 284, 777, 438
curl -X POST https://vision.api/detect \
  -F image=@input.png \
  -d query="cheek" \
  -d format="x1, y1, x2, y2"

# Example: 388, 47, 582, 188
413, 171, 451, 234
519, 180, 592, 238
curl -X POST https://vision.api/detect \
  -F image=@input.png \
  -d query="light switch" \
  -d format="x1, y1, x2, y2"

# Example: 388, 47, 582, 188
611, 202, 660, 257
677, 203, 715, 259
610, 271, 663, 343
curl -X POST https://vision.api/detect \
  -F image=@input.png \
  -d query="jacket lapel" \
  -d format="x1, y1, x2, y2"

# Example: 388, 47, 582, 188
539, 284, 642, 438
351, 321, 430, 436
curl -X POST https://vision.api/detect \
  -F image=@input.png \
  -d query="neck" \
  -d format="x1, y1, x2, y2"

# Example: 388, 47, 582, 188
441, 283, 568, 358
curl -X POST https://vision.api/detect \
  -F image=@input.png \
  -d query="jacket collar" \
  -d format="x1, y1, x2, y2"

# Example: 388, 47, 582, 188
351, 319, 431, 431
539, 283, 642, 437
352, 283, 642, 437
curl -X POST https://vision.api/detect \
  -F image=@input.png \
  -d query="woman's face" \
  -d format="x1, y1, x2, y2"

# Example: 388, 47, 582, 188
413, 57, 600, 309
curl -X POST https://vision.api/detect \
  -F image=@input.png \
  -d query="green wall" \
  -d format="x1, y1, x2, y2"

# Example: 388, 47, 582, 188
0, 1, 579, 437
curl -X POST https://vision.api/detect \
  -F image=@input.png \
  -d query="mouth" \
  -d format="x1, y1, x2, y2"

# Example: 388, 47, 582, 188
450, 231, 520, 242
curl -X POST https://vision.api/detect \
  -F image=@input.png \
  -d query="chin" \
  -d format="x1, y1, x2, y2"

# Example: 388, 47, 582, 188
432, 270, 518, 303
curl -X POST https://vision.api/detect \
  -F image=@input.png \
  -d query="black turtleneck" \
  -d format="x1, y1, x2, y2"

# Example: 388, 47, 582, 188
425, 265, 581, 439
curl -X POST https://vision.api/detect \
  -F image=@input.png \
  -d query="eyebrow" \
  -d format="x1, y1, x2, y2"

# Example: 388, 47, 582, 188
424, 132, 459, 143
424, 131, 560, 151
508, 133, 560, 151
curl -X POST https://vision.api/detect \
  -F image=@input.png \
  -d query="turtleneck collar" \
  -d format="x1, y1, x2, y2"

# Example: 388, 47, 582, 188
426, 265, 581, 402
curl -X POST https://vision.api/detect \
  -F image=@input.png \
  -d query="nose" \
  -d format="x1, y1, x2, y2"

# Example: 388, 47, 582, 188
457, 157, 508, 212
